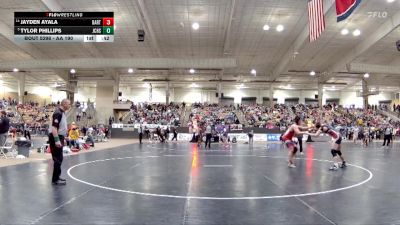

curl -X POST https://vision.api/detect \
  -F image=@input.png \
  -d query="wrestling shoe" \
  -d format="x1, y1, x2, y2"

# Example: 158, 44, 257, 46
339, 161, 347, 168
52, 180, 66, 185
329, 164, 338, 171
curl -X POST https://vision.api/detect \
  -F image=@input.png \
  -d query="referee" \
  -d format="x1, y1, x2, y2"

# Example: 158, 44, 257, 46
49, 99, 71, 185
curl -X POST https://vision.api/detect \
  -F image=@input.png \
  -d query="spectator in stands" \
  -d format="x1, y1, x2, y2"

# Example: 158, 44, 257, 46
81, 126, 87, 136
68, 122, 80, 149
86, 126, 95, 147
104, 126, 110, 139
0, 111, 10, 146
24, 123, 31, 140
76, 111, 81, 122
97, 126, 106, 142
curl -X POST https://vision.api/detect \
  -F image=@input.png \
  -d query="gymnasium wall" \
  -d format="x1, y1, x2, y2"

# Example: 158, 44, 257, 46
0, 84, 394, 108
74, 86, 96, 102
27, 86, 67, 103
174, 89, 218, 103
0, 86, 67, 105
0, 91, 18, 100
112, 87, 394, 106
368, 92, 394, 105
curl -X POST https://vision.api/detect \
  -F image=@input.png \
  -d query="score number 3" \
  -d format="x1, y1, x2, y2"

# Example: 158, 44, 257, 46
103, 18, 114, 26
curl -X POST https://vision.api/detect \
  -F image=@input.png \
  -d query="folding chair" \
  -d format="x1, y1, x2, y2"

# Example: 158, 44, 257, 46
0, 137, 16, 159
149, 133, 159, 143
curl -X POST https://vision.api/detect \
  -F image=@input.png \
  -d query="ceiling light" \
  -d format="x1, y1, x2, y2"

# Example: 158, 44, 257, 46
128, 68, 134, 73
236, 83, 246, 89
190, 83, 199, 88
251, 69, 256, 75
364, 73, 370, 78
276, 24, 284, 32
332, 85, 335, 89
352, 29, 361, 36
341, 28, 349, 35
70, 68, 76, 74
263, 24, 270, 31
387, 0, 395, 3
192, 22, 199, 30
189, 68, 195, 74
143, 82, 150, 88
310, 71, 316, 76
13, 68, 19, 72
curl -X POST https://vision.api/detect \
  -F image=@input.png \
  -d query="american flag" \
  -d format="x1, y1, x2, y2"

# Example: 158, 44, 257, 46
308, 0, 325, 42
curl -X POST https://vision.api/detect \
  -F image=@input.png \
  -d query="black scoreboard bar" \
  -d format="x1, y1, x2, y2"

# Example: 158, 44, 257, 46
14, 27, 111, 35
14, 12, 114, 42
15, 12, 113, 18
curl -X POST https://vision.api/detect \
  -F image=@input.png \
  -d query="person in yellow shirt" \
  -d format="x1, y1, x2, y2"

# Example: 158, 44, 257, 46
68, 122, 80, 149
357, 118, 363, 126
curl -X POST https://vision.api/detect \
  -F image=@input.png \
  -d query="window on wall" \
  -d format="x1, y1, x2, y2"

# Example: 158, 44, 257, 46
262, 98, 278, 105
284, 98, 299, 105
241, 97, 256, 105
220, 97, 234, 106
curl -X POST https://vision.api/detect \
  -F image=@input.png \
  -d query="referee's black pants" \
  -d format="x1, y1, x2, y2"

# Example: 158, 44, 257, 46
205, 133, 212, 149
383, 135, 391, 146
298, 136, 303, 152
49, 134, 65, 183
139, 133, 143, 144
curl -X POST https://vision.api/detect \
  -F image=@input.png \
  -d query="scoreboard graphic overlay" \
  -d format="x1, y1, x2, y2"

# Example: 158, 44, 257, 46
14, 12, 114, 42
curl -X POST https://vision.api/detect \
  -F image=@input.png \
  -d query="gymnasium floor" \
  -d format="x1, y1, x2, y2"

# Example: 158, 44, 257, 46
0, 140, 399, 225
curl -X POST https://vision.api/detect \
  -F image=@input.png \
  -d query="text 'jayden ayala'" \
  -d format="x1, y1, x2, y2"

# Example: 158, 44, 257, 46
19, 20, 59, 25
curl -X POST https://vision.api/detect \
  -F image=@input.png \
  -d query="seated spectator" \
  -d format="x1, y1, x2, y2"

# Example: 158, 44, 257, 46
86, 126, 95, 147
68, 122, 80, 149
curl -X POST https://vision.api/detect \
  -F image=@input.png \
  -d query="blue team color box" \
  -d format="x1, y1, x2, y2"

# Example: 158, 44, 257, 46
267, 134, 281, 141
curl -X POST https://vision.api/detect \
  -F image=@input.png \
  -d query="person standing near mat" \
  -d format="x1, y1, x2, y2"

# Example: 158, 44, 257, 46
308, 122, 346, 171
248, 130, 254, 147
297, 133, 304, 155
138, 124, 143, 144
204, 123, 212, 150
49, 99, 71, 185
281, 116, 309, 168
382, 124, 392, 149
0, 111, 10, 146
171, 126, 178, 141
